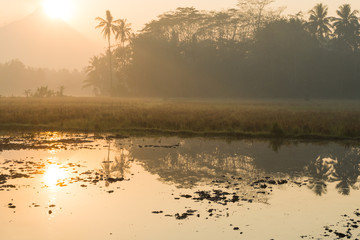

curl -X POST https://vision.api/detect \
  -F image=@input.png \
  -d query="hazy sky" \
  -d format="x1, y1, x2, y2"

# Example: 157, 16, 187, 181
2, 0, 360, 43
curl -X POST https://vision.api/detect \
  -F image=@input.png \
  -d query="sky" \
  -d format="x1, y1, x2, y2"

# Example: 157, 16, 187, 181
2, 0, 360, 44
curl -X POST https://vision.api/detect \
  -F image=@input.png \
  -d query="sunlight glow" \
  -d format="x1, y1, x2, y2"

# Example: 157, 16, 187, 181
43, 0, 74, 21
43, 164, 67, 187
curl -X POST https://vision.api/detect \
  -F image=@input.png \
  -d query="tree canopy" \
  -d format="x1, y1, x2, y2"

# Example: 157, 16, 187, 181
85, 3, 360, 99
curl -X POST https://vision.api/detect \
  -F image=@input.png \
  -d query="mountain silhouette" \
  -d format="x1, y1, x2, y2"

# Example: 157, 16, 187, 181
0, 8, 102, 69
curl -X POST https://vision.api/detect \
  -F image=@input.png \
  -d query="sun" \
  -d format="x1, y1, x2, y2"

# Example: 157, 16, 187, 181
43, 0, 74, 21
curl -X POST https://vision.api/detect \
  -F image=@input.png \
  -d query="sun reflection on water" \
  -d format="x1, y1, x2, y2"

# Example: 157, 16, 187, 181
48, 149, 59, 155
41, 131, 63, 141
43, 164, 67, 187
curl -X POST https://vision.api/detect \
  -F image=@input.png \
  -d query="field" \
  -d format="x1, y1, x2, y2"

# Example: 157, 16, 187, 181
1, 97, 360, 139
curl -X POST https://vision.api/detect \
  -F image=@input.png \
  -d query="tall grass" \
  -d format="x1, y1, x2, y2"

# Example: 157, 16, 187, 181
1, 97, 360, 139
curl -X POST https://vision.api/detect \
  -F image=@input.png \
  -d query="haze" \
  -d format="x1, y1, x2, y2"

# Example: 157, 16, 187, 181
2, 0, 360, 97
1, 1, 360, 239
2, 0, 360, 43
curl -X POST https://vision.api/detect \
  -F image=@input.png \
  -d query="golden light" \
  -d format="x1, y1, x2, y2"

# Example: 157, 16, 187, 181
43, 164, 68, 187
43, 0, 74, 21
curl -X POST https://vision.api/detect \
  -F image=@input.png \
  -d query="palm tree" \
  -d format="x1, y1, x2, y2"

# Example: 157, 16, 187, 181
95, 10, 121, 92
332, 4, 360, 50
307, 3, 332, 40
83, 55, 108, 95
115, 19, 132, 48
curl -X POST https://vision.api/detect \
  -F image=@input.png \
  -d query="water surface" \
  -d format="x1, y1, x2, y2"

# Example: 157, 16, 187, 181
0, 132, 359, 239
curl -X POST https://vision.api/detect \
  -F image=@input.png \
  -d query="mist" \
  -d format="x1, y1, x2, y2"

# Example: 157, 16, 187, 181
1, 1, 360, 99
1, 2, 360, 239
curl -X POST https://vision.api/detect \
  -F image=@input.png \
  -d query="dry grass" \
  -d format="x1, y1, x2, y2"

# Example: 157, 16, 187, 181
1, 97, 360, 139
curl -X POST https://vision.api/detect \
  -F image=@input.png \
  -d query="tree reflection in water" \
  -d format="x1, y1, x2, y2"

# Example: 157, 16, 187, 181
306, 148, 360, 196
305, 157, 333, 196
112, 149, 131, 178
101, 141, 132, 187
330, 149, 360, 195
113, 138, 360, 197
160, 151, 259, 188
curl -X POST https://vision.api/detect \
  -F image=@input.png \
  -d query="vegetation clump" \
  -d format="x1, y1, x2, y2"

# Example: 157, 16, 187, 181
24, 86, 65, 98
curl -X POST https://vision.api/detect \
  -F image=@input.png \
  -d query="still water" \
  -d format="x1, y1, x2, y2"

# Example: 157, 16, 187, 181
0, 132, 359, 240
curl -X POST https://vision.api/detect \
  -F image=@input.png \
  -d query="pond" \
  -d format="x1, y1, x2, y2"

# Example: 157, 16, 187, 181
0, 132, 359, 239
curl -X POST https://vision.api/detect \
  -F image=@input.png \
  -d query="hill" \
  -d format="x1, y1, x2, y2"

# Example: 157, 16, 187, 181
0, 8, 101, 69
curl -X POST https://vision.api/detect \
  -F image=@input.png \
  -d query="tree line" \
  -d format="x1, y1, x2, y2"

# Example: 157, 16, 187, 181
0, 59, 87, 96
86, 1, 360, 98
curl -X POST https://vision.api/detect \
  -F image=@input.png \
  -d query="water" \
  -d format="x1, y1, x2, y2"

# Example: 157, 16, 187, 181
0, 132, 359, 240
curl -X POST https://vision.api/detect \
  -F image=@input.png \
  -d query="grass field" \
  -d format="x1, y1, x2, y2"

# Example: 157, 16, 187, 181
1, 97, 360, 139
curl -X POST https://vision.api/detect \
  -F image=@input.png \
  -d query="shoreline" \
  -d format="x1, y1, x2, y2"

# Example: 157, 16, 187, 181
1, 124, 360, 142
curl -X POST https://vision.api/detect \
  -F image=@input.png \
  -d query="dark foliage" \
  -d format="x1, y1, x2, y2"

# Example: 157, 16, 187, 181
87, 3, 360, 99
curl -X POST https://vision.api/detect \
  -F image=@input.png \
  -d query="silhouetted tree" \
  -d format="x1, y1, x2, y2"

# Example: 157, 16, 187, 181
250, 18, 318, 98
237, 0, 280, 32
57, 86, 65, 97
115, 19, 132, 48
112, 46, 132, 95
332, 4, 360, 51
32, 86, 55, 98
95, 10, 121, 92
307, 3, 332, 40
86, 4, 360, 99
0, 60, 84, 97
84, 55, 110, 95
24, 89, 32, 98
